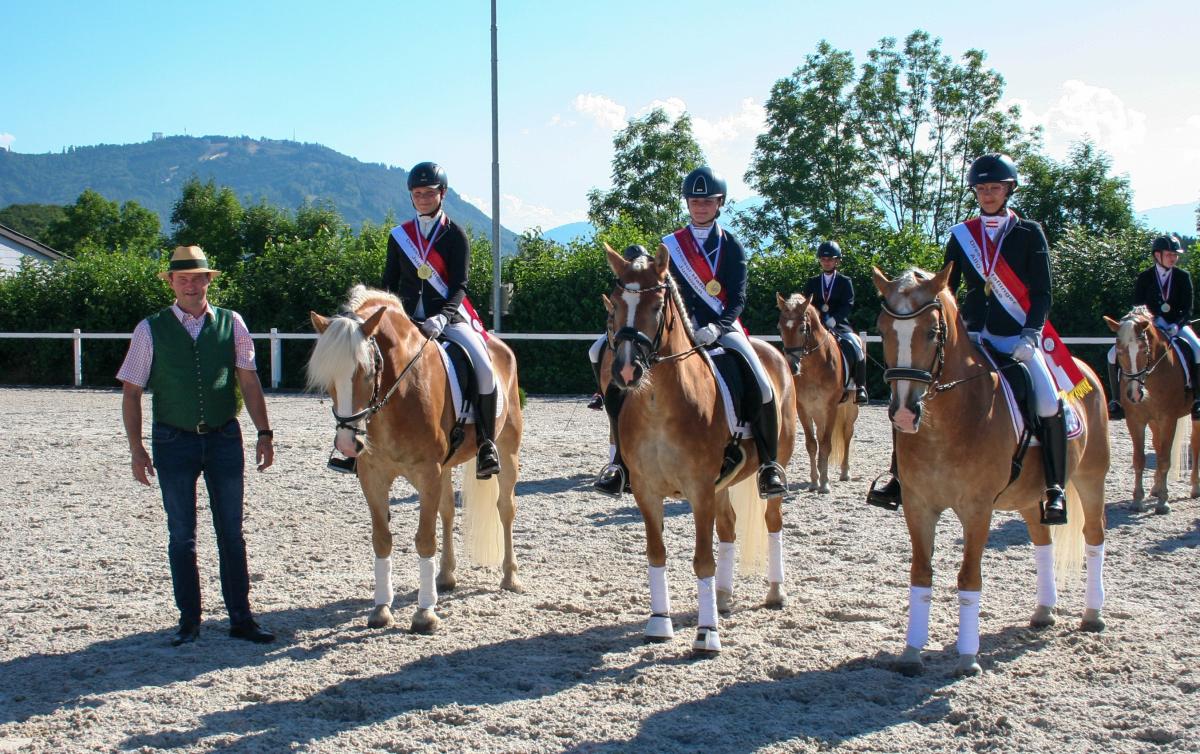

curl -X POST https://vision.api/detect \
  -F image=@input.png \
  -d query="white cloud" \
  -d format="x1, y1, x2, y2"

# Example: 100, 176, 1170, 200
637, 97, 688, 122
571, 94, 627, 130
0, 133, 14, 150
460, 191, 582, 234
1017, 80, 1147, 159
691, 98, 766, 151
1186, 114, 1200, 131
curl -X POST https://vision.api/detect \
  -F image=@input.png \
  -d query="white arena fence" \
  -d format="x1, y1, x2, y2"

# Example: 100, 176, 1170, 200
0, 330, 1118, 389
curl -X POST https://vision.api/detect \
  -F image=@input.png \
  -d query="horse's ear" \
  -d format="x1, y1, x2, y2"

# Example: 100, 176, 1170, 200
1103, 315, 1121, 333
931, 261, 955, 292
776, 292, 788, 310
605, 243, 625, 277
601, 294, 613, 313
361, 306, 388, 338
872, 266, 892, 296
654, 244, 670, 277
310, 311, 331, 334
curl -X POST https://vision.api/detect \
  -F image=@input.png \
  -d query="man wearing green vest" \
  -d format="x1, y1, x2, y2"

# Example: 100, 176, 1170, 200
118, 246, 276, 646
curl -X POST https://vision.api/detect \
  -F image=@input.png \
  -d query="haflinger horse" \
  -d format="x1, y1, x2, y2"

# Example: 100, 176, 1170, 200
601, 243, 796, 654
1104, 306, 1200, 511
874, 264, 1109, 676
306, 285, 523, 634
777, 292, 859, 493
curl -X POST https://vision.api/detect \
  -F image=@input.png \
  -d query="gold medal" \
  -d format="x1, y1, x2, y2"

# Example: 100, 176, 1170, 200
984, 282, 993, 296
417, 263, 434, 280
1162, 303, 1171, 313
705, 279, 722, 296
821, 304, 829, 313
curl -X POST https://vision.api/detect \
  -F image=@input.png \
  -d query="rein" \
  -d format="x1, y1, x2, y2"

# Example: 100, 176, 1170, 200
330, 313, 434, 435
782, 316, 823, 369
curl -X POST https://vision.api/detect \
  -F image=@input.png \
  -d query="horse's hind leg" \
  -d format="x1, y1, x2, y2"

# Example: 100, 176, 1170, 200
764, 495, 786, 608
1149, 417, 1175, 513
497, 433, 523, 593
359, 465, 397, 629
1130, 421, 1148, 510
816, 414, 834, 494
715, 490, 736, 614
1020, 507, 1056, 628
436, 469, 457, 593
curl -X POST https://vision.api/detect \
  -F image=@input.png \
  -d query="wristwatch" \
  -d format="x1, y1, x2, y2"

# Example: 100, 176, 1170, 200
258, 429, 274, 439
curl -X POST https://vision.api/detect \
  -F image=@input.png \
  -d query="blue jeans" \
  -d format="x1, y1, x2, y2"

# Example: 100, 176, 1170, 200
152, 419, 252, 626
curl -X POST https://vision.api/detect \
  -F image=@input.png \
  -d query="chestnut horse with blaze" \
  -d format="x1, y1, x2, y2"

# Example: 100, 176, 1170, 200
307, 286, 523, 634
875, 265, 1108, 676
601, 244, 795, 654
777, 292, 859, 493
1104, 306, 1200, 512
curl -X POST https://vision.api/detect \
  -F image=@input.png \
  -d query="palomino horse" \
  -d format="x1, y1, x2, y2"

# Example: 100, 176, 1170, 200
307, 286, 523, 633
601, 244, 796, 653
874, 264, 1109, 676
1103, 306, 1200, 512
777, 292, 859, 493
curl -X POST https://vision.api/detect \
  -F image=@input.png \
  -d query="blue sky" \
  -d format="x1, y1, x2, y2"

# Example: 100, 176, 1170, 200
5, 0, 1199, 232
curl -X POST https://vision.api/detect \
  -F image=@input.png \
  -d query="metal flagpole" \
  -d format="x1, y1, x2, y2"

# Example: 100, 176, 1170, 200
490, 0, 502, 332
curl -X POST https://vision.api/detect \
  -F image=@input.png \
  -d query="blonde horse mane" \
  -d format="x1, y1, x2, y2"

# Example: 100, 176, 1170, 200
305, 285, 406, 392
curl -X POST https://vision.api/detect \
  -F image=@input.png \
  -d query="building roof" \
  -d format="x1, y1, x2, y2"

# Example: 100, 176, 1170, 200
0, 223, 70, 261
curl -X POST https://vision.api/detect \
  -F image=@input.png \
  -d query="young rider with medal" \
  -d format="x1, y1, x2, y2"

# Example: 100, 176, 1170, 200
593, 166, 787, 498
1106, 234, 1200, 420
377, 161, 501, 479
802, 240, 868, 404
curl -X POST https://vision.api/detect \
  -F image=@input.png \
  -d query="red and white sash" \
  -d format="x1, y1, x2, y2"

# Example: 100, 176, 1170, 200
950, 215, 1089, 398
391, 220, 489, 341
662, 226, 746, 334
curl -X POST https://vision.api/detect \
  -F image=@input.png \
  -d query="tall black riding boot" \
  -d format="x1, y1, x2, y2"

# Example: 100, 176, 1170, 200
594, 384, 628, 497
866, 444, 902, 510
751, 398, 787, 497
474, 390, 501, 479
854, 356, 869, 405
587, 359, 604, 410
1106, 361, 1124, 420
1189, 360, 1200, 420
1039, 407, 1069, 525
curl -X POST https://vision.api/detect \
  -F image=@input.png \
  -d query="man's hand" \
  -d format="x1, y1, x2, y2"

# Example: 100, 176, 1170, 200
131, 445, 154, 486
256, 435, 275, 472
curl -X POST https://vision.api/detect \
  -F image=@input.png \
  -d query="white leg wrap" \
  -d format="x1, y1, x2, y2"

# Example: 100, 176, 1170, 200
1034, 543, 1057, 608
417, 556, 437, 610
696, 576, 718, 629
374, 557, 393, 607
767, 531, 784, 584
716, 542, 736, 594
648, 565, 670, 616
1085, 543, 1106, 610
957, 590, 981, 656
905, 586, 932, 650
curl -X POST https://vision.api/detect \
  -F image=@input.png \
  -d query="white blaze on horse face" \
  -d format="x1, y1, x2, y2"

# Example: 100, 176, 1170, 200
619, 284, 641, 384
333, 375, 359, 457
891, 317, 920, 430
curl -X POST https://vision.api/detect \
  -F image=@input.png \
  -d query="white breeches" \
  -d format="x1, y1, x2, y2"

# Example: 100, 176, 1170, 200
443, 321, 495, 394
982, 331, 1059, 417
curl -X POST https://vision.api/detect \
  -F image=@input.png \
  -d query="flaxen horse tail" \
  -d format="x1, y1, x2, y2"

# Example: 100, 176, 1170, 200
828, 402, 856, 471
730, 475, 768, 576
461, 460, 503, 568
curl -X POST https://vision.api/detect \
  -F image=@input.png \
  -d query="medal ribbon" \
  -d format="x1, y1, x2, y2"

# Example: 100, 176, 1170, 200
1157, 267, 1172, 309
390, 222, 489, 340
821, 272, 835, 311
661, 227, 747, 335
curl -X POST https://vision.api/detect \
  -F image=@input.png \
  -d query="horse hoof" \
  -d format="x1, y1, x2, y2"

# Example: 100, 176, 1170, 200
436, 574, 457, 593
644, 614, 674, 642
500, 573, 525, 593
764, 582, 787, 609
1081, 609, 1105, 633
1192, 486, 1200, 499
1029, 604, 1056, 628
818, 483, 830, 494
1154, 500, 1171, 515
839, 473, 850, 482
895, 645, 923, 676
692, 626, 721, 654
410, 608, 441, 635
367, 605, 394, 629
1130, 498, 1148, 513
717, 589, 734, 615
955, 654, 982, 677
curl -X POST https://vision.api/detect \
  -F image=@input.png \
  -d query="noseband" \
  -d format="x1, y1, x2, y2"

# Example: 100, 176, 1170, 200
879, 298, 946, 386
783, 315, 820, 371
329, 311, 431, 436
608, 279, 673, 373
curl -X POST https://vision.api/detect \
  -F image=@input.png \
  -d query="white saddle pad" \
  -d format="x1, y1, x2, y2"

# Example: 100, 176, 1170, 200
704, 347, 752, 439
982, 350, 1082, 445
438, 343, 504, 425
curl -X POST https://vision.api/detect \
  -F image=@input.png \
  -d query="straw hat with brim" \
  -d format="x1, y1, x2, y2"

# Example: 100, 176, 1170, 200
158, 245, 221, 281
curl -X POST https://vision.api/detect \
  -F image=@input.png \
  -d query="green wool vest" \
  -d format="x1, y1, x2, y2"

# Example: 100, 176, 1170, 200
146, 307, 239, 431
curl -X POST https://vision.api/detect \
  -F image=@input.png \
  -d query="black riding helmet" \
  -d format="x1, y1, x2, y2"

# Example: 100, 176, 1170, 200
623, 244, 649, 261
817, 240, 842, 259
681, 166, 727, 203
967, 154, 1019, 187
407, 161, 448, 192
1151, 235, 1184, 254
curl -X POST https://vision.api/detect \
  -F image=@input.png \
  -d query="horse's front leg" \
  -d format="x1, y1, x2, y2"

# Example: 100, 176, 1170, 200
815, 407, 836, 494
1020, 506, 1057, 629
952, 506, 992, 677
691, 490, 721, 654
436, 467, 457, 593
359, 463, 397, 629
1130, 420, 1147, 509
1148, 417, 1175, 513
896, 502, 938, 676
764, 494, 786, 608
410, 464, 444, 634
637, 493, 673, 642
